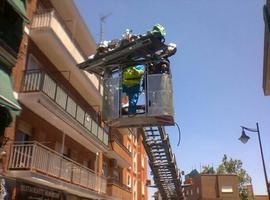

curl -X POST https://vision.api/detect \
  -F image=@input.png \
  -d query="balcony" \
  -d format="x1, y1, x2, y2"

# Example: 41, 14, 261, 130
8, 142, 107, 198
19, 70, 108, 152
106, 135, 132, 168
30, 9, 102, 106
31, 9, 84, 64
107, 178, 132, 200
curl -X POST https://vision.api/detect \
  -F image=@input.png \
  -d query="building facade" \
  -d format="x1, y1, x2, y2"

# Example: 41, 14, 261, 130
263, 0, 270, 95
1, 0, 147, 199
184, 172, 240, 200
0, 0, 24, 139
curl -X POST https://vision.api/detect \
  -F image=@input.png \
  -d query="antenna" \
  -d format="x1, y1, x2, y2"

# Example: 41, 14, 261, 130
99, 13, 112, 42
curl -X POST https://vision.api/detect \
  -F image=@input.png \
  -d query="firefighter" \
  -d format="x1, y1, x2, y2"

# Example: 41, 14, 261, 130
122, 65, 145, 115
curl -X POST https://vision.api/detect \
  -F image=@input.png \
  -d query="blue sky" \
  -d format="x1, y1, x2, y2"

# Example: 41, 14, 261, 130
75, 0, 270, 196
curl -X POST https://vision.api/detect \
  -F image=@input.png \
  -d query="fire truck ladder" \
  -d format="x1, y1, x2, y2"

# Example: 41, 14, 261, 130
142, 126, 183, 200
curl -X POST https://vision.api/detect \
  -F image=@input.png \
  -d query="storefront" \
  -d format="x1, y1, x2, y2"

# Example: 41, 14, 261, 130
0, 176, 98, 200
0, 177, 63, 199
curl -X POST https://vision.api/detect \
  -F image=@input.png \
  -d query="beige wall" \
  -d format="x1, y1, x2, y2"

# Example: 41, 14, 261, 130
255, 195, 269, 200
185, 174, 240, 200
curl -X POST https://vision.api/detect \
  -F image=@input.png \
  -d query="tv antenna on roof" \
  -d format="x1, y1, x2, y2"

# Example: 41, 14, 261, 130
99, 13, 112, 42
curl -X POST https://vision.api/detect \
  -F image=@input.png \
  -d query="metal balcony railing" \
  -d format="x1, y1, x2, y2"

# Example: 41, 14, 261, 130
8, 141, 107, 194
21, 70, 108, 146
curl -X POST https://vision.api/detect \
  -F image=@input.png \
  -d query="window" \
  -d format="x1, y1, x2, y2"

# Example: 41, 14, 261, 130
0, 0, 25, 53
127, 142, 131, 152
133, 151, 137, 160
15, 130, 29, 142
133, 134, 137, 145
128, 132, 132, 140
196, 187, 200, 194
142, 183, 145, 195
27, 54, 41, 70
141, 154, 145, 168
102, 162, 107, 176
113, 170, 120, 181
127, 174, 131, 187
55, 142, 62, 154
133, 162, 137, 172
16, 120, 32, 142
221, 185, 233, 193
133, 179, 137, 192
133, 191, 137, 200
133, 128, 137, 145
133, 151, 137, 172
83, 160, 92, 169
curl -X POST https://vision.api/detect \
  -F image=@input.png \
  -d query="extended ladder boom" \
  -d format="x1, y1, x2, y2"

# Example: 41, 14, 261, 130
142, 126, 183, 200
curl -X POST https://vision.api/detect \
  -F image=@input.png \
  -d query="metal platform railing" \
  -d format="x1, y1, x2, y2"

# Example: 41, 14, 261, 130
142, 126, 183, 200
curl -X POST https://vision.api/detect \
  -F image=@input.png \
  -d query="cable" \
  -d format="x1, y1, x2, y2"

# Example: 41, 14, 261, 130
175, 122, 182, 147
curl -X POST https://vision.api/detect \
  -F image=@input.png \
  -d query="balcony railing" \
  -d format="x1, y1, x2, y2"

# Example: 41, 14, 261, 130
21, 70, 108, 146
31, 9, 86, 62
8, 141, 107, 194
110, 135, 131, 157
107, 178, 131, 199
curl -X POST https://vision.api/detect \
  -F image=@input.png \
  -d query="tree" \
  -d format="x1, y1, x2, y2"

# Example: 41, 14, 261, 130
202, 155, 252, 200
217, 155, 252, 200
201, 165, 216, 174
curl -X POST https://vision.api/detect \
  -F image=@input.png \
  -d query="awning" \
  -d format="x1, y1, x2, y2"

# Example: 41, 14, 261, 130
7, 0, 29, 23
0, 68, 21, 114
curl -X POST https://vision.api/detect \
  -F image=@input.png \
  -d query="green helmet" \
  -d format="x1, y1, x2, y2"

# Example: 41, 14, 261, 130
147, 24, 166, 37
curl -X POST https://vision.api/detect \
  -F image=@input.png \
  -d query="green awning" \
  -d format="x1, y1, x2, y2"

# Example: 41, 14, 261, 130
0, 68, 21, 114
7, 0, 29, 23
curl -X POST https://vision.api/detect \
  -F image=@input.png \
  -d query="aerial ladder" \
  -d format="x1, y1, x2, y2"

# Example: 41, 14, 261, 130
77, 25, 183, 200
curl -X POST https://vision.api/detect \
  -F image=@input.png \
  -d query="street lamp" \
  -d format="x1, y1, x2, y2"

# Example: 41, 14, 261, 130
239, 122, 270, 199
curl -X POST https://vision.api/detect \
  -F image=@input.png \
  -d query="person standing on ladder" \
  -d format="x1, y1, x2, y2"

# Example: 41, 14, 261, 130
122, 65, 145, 115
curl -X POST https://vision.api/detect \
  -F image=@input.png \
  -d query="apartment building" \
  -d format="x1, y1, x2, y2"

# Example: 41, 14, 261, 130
0, 0, 24, 139
263, 0, 270, 95
1, 0, 147, 199
183, 171, 240, 200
